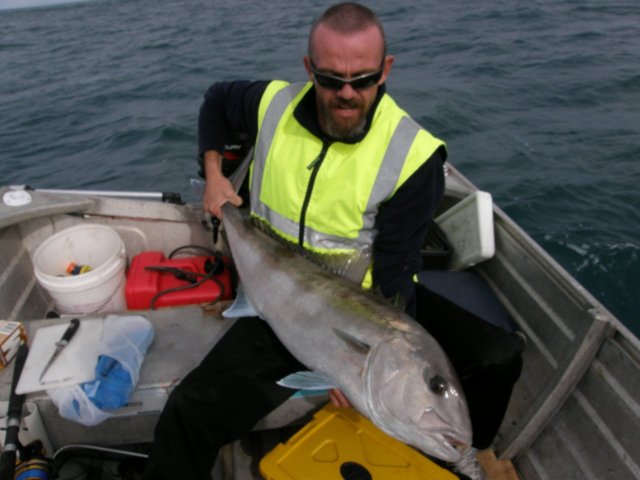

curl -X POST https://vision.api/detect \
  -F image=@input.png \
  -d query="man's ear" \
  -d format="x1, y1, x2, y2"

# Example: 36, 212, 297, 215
379, 55, 395, 84
303, 56, 314, 82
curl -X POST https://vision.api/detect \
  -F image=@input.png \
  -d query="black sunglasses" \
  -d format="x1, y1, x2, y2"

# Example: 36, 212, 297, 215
310, 60, 383, 91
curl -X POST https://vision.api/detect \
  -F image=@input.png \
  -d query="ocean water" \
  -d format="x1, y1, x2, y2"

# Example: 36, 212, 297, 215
1, 0, 638, 335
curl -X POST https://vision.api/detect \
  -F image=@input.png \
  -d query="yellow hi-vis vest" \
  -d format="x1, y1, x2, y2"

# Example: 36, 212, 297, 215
250, 81, 445, 287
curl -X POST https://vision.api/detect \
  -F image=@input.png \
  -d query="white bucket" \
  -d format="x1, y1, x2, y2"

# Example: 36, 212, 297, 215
33, 224, 127, 314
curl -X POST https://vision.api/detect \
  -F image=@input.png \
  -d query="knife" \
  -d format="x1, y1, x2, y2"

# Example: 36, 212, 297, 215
38, 318, 80, 383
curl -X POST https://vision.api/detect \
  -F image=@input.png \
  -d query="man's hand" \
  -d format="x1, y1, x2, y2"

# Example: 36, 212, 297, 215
202, 150, 243, 218
203, 175, 242, 218
329, 388, 351, 408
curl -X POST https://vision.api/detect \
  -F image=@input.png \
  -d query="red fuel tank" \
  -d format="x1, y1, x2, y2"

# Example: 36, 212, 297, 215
125, 251, 234, 310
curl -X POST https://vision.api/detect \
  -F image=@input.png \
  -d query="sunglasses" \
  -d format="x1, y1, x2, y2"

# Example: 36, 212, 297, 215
310, 60, 383, 91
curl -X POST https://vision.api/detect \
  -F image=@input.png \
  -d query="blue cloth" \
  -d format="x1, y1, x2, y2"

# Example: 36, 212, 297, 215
81, 355, 133, 410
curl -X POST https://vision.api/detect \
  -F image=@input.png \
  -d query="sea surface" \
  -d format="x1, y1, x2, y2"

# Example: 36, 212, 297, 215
1, 0, 638, 335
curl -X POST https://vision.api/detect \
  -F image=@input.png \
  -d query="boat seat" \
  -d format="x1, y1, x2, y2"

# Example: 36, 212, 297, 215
0, 188, 94, 230
417, 270, 517, 333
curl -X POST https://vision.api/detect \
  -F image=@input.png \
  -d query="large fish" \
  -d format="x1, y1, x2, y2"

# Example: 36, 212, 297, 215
220, 203, 472, 462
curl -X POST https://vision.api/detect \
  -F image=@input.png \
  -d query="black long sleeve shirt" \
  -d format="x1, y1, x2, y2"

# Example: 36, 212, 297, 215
198, 80, 446, 317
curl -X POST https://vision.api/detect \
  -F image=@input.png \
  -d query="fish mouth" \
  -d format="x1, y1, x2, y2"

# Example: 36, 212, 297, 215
417, 409, 470, 462
424, 433, 465, 463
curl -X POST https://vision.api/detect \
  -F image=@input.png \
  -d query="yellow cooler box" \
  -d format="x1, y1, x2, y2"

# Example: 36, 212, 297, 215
260, 404, 458, 480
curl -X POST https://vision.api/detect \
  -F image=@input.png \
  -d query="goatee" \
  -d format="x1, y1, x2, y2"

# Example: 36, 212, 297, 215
319, 98, 367, 141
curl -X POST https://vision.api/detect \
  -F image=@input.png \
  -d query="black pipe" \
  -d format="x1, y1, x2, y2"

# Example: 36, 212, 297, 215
0, 342, 29, 480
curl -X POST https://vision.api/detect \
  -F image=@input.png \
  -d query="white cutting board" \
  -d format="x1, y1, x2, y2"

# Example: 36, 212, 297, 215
16, 318, 104, 394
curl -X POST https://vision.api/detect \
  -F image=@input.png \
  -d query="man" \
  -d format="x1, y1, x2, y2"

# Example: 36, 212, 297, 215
143, 4, 522, 480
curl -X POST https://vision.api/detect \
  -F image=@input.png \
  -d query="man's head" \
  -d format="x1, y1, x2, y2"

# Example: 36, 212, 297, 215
304, 3, 394, 141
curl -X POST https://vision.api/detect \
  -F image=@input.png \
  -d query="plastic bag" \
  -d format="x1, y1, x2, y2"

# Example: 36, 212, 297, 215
46, 315, 154, 426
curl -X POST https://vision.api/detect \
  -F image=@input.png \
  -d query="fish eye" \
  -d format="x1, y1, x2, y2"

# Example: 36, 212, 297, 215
428, 374, 448, 395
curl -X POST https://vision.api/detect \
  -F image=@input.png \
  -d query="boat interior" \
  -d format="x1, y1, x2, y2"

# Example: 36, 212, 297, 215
1, 166, 639, 479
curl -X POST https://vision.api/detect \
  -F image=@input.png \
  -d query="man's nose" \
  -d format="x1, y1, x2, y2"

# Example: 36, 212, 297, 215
336, 82, 357, 99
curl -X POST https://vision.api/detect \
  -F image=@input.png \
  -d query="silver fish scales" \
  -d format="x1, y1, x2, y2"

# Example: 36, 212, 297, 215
221, 203, 472, 462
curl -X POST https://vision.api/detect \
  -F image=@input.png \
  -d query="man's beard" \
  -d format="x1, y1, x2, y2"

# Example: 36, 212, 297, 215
318, 98, 367, 141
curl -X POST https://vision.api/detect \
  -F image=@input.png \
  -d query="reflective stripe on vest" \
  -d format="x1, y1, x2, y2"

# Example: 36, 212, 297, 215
251, 81, 305, 208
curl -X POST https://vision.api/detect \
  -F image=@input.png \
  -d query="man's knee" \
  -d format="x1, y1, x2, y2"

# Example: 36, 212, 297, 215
484, 331, 525, 382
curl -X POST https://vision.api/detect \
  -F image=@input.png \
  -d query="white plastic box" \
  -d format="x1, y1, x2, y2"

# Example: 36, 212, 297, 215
435, 191, 495, 270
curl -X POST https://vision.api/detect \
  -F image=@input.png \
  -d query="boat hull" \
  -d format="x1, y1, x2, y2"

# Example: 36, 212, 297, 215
1, 169, 639, 479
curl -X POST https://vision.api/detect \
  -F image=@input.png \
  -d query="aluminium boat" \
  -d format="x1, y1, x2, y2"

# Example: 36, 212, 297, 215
1, 164, 638, 479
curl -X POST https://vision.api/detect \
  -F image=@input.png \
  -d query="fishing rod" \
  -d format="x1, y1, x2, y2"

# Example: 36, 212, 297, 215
0, 342, 28, 480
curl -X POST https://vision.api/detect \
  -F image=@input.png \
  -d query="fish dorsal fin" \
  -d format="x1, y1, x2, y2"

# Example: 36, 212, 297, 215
250, 217, 370, 284
332, 328, 371, 355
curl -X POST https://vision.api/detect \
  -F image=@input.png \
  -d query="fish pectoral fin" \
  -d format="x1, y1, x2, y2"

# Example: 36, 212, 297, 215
222, 282, 261, 318
277, 371, 336, 390
332, 328, 371, 355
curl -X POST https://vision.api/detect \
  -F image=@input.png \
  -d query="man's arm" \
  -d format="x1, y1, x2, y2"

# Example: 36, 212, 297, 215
372, 148, 446, 318
198, 80, 269, 158
198, 81, 269, 216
